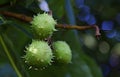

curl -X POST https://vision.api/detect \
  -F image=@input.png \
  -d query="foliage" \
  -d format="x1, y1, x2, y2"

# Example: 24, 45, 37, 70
0, 0, 120, 77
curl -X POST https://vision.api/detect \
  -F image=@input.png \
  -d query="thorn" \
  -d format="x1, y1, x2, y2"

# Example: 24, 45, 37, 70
34, 68, 38, 70
50, 60, 53, 63
49, 63, 52, 65
54, 29, 58, 31
25, 61, 27, 63
21, 56, 25, 58
43, 67, 45, 69
29, 66, 32, 69
52, 56, 55, 58
25, 46, 28, 50
24, 50, 26, 52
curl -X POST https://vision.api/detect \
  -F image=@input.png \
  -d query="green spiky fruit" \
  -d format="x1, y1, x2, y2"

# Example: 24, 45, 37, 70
52, 41, 72, 64
24, 40, 53, 67
31, 13, 57, 39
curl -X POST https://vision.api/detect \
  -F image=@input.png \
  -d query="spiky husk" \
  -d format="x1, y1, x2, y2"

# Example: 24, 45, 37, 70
31, 13, 57, 39
24, 40, 53, 67
52, 41, 72, 64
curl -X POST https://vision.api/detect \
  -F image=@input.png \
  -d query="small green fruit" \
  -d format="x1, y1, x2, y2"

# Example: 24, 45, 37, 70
31, 13, 57, 39
52, 41, 72, 64
24, 40, 53, 67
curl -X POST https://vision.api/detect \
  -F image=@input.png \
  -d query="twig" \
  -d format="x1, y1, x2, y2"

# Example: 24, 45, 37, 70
0, 35, 23, 77
0, 11, 101, 36
0, 11, 32, 22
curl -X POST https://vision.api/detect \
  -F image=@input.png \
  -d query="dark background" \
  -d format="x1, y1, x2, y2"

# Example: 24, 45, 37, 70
0, 0, 120, 77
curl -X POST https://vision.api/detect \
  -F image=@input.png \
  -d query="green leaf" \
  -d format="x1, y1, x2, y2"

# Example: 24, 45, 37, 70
0, 33, 29, 77
82, 55, 103, 77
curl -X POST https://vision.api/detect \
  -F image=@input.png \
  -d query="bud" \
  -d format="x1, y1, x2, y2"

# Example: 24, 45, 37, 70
31, 13, 57, 39
24, 40, 53, 67
52, 41, 72, 64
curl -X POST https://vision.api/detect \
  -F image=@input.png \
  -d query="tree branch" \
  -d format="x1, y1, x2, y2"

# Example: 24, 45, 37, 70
0, 11, 32, 22
0, 11, 101, 36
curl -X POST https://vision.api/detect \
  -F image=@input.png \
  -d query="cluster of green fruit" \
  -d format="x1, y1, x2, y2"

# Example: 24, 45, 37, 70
23, 13, 72, 69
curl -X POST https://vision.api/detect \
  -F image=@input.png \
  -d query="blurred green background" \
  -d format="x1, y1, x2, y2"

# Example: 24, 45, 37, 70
0, 0, 120, 77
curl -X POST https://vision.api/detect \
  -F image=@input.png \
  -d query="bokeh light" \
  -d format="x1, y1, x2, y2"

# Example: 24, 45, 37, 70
39, 0, 50, 12
109, 54, 119, 67
101, 21, 114, 30
105, 30, 117, 38
99, 41, 110, 54
78, 5, 90, 21
86, 14, 96, 25
83, 34, 97, 49
111, 43, 120, 55
110, 43, 120, 67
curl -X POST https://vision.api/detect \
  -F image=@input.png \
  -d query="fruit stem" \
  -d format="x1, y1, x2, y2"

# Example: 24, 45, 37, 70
0, 11, 101, 36
0, 35, 23, 77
